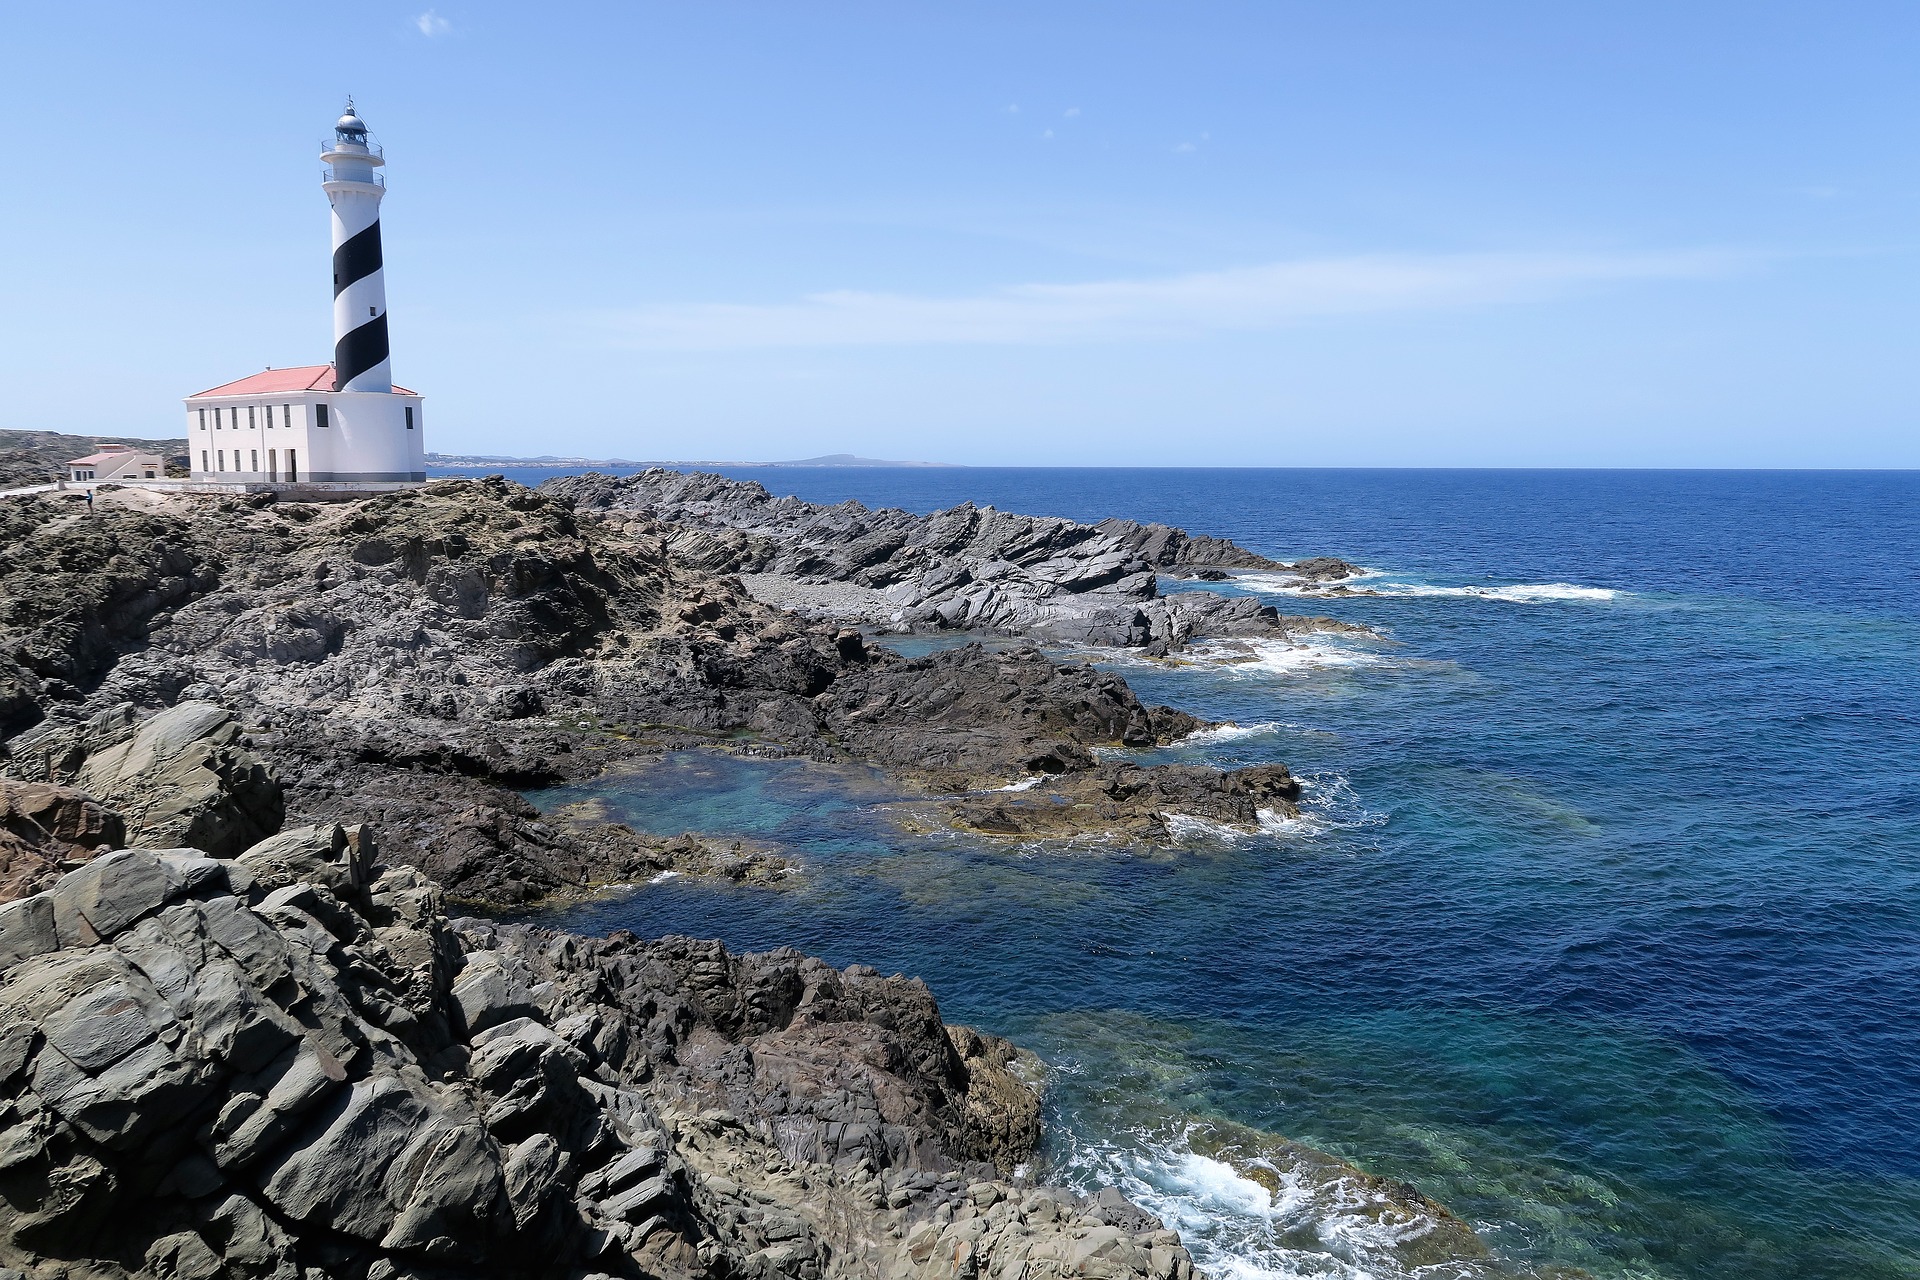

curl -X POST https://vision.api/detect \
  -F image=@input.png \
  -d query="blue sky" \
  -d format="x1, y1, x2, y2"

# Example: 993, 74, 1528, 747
4, 3, 1914, 465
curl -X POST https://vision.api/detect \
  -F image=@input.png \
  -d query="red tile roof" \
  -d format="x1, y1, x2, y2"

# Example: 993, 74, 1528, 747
190, 365, 417, 396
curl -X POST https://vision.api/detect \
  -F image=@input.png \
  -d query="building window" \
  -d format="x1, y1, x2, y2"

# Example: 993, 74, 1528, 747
288, 449, 298, 482
201, 449, 208, 471
248, 406, 255, 428
283, 403, 291, 427
217, 450, 225, 472
268, 449, 277, 481
250, 449, 258, 472
405, 406, 414, 430
198, 408, 206, 430
316, 404, 329, 429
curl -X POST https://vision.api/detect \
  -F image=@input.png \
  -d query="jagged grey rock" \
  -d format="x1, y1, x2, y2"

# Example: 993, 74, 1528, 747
545, 468, 1363, 648
0, 831, 1201, 1280
48, 702, 285, 856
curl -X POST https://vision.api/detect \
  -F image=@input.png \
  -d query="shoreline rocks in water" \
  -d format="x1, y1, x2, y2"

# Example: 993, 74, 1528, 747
931, 762, 1304, 844
0, 454, 1521, 1279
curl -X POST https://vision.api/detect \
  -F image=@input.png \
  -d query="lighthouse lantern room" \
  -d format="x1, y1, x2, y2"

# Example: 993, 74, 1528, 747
183, 101, 426, 487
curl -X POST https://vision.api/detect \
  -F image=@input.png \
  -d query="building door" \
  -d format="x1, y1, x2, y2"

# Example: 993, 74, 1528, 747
288, 449, 298, 483
268, 450, 278, 482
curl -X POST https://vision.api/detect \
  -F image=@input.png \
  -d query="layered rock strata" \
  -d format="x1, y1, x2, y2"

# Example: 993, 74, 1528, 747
543, 469, 1361, 648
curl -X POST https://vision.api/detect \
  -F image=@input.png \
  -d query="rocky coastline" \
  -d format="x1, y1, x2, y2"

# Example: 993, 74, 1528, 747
542, 469, 1366, 651
0, 462, 1528, 1279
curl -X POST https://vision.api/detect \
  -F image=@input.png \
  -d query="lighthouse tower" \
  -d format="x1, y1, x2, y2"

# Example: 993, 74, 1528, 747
322, 101, 391, 393
181, 100, 425, 489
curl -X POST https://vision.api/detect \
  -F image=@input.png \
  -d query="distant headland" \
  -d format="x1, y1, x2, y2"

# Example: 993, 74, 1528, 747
426, 450, 960, 469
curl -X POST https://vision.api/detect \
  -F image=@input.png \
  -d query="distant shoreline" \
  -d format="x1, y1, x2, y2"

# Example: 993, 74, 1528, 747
425, 451, 960, 470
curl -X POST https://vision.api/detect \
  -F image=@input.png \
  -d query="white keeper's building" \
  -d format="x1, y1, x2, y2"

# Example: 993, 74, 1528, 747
185, 101, 426, 487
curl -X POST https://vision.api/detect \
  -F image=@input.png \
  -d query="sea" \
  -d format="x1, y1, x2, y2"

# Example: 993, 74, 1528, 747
439, 465, 1920, 1280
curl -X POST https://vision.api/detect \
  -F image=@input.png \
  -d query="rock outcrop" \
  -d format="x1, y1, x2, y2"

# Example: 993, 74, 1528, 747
931, 762, 1304, 844
7, 702, 283, 860
0, 496, 215, 735
0, 825, 1199, 1280
543, 470, 1362, 648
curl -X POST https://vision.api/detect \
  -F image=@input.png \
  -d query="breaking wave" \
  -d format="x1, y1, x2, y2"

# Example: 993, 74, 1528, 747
1175, 721, 1288, 746
1183, 637, 1383, 677
1162, 775, 1386, 847
1162, 813, 1255, 844
1059, 1123, 1480, 1280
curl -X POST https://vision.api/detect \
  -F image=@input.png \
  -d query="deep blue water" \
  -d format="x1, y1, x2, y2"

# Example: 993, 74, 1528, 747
510, 468, 1920, 1280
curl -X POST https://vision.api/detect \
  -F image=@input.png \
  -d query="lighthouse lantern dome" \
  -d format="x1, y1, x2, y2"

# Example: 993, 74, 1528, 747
335, 101, 369, 141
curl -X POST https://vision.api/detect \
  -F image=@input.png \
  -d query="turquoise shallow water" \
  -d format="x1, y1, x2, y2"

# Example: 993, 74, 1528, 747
519, 468, 1920, 1280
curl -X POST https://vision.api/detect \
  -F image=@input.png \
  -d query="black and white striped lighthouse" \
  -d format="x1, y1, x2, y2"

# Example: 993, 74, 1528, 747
182, 100, 425, 488
320, 101, 392, 394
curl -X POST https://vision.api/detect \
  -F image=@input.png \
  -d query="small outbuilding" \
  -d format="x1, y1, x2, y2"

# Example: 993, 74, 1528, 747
66, 445, 164, 483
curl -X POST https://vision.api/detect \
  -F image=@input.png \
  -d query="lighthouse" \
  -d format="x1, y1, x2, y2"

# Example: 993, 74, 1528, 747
323, 101, 392, 393
182, 101, 426, 489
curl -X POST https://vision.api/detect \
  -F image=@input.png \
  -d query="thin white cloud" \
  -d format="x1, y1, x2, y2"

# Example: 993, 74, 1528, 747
1064, 107, 1081, 118
595, 249, 1753, 351
1042, 129, 1054, 140
1003, 103, 1020, 114
1173, 141, 1197, 154
416, 9, 451, 36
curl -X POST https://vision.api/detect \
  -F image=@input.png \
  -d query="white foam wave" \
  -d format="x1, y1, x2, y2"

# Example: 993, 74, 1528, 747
1206, 568, 1385, 598
1292, 773, 1389, 838
1254, 807, 1306, 834
1163, 813, 1251, 844
647, 870, 681, 885
1177, 721, 1286, 746
993, 776, 1046, 792
1367, 580, 1618, 603
1187, 637, 1381, 677
1063, 1125, 1468, 1280
1213, 572, 1321, 597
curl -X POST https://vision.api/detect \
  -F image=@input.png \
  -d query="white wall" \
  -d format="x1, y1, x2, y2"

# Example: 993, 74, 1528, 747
307, 393, 424, 482
184, 392, 423, 483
